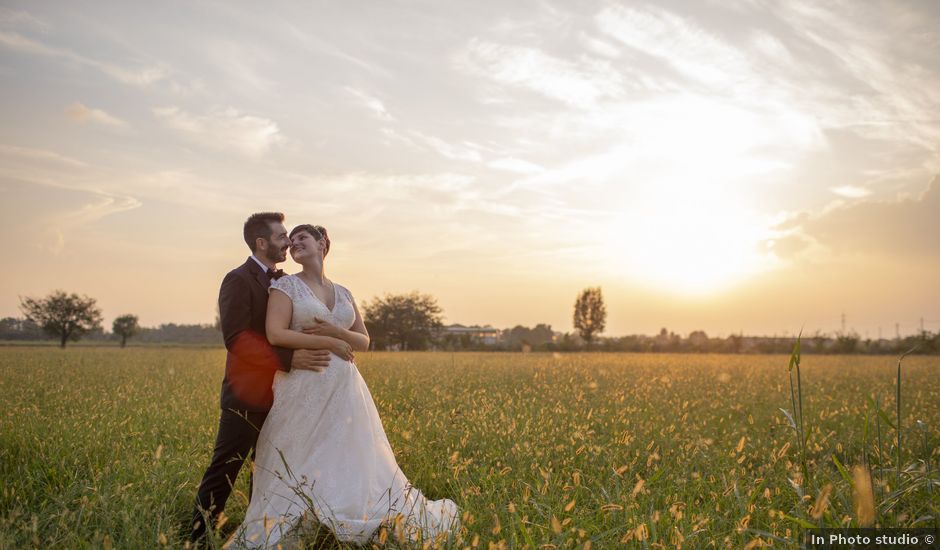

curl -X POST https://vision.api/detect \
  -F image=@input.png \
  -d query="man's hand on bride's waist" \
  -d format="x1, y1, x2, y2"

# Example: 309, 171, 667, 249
305, 335, 354, 362
291, 349, 332, 372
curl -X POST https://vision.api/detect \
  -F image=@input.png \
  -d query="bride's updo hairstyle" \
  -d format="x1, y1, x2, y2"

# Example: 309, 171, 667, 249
290, 224, 331, 257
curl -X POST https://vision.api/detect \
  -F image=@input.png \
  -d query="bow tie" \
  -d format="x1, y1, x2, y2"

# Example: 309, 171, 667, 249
266, 268, 286, 280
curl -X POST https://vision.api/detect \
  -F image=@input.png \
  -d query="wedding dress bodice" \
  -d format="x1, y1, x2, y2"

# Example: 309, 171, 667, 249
270, 274, 355, 332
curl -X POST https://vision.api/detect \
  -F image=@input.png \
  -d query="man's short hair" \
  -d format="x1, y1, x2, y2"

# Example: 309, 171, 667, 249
243, 212, 285, 252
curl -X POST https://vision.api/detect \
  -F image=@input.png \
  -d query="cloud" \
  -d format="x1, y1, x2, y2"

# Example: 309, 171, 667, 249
577, 33, 621, 59
772, 176, 940, 259
65, 102, 127, 128
284, 23, 392, 78
750, 32, 793, 66
28, 190, 141, 256
291, 171, 479, 210
419, 134, 482, 162
453, 38, 625, 108
0, 143, 87, 168
0, 30, 168, 86
204, 39, 279, 94
830, 185, 871, 199
50, 192, 141, 239
345, 87, 394, 121
99, 64, 168, 87
379, 126, 487, 164
0, 8, 51, 32
774, 2, 940, 151
0, 29, 55, 54
153, 106, 284, 157
0, 144, 141, 255
487, 157, 544, 174
595, 5, 753, 92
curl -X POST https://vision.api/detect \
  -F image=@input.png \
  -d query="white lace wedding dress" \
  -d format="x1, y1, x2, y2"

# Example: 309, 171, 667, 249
229, 275, 459, 547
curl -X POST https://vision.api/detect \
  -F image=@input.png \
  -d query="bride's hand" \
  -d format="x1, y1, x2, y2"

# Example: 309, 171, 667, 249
328, 339, 354, 361
302, 318, 341, 338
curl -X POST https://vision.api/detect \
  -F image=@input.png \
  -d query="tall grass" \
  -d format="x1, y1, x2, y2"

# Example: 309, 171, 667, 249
785, 330, 809, 487
896, 345, 919, 488
0, 348, 937, 548
780, 339, 938, 535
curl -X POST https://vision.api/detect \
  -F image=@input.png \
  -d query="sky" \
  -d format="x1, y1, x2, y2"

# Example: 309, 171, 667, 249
2, 0, 939, 338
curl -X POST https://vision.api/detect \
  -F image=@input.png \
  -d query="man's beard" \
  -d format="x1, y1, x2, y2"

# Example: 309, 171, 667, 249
264, 242, 288, 263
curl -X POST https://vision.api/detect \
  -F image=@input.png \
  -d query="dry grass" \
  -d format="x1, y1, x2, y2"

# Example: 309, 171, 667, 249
1, 349, 937, 548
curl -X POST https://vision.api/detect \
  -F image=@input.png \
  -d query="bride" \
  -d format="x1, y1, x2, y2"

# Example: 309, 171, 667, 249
229, 224, 459, 547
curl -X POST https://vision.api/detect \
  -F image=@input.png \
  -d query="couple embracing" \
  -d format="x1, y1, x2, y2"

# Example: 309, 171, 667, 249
190, 213, 459, 547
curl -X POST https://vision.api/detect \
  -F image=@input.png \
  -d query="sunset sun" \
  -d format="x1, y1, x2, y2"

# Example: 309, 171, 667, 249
605, 185, 774, 295
590, 95, 794, 295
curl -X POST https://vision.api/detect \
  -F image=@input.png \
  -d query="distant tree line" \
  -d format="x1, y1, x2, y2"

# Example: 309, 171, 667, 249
7, 290, 223, 348
0, 316, 223, 346
430, 326, 940, 355
586, 328, 940, 355
0, 317, 46, 341
7, 289, 938, 354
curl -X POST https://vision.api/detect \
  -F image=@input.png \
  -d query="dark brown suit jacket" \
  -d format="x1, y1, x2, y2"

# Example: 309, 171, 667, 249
218, 257, 293, 412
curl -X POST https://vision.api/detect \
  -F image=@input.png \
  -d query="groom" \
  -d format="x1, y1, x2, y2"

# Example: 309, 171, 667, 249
190, 212, 334, 543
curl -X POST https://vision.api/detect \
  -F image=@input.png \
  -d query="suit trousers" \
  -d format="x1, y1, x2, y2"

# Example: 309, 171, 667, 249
190, 408, 267, 541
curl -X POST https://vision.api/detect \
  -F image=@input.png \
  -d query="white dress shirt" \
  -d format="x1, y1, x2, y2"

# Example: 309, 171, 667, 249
250, 254, 272, 275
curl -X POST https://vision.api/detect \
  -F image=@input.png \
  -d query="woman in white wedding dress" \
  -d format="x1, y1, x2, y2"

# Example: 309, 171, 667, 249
230, 224, 459, 548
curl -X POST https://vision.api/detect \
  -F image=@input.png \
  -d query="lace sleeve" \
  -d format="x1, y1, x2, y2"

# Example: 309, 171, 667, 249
337, 283, 355, 307
268, 275, 295, 300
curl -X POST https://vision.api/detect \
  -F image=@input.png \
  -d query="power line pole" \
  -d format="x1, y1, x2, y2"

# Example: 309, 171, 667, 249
841, 312, 846, 335
896, 323, 900, 340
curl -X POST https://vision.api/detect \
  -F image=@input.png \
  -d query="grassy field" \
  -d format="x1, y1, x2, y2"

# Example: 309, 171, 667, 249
1, 349, 937, 548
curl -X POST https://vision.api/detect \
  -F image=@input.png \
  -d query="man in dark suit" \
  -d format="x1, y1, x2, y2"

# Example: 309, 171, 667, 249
190, 212, 334, 543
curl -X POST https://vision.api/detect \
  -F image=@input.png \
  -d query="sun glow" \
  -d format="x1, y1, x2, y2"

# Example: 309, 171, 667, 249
606, 188, 775, 295
595, 95, 801, 295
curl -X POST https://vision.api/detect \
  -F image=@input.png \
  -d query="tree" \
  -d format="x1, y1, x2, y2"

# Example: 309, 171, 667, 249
137, 323, 222, 345
502, 324, 555, 351
112, 314, 140, 348
573, 287, 606, 347
19, 290, 103, 348
362, 292, 443, 351
688, 330, 709, 351
834, 332, 860, 354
